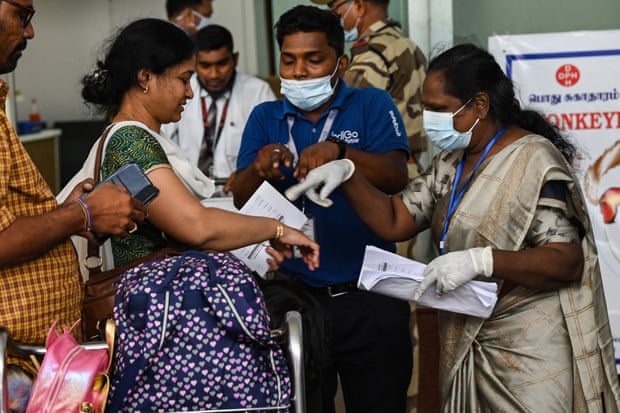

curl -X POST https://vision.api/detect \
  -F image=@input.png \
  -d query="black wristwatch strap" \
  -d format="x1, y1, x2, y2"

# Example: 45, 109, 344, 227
326, 136, 347, 159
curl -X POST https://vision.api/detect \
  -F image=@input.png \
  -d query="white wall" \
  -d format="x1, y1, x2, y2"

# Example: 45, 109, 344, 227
408, 0, 453, 59
13, 0, 259, 124
13, 0, 452, 125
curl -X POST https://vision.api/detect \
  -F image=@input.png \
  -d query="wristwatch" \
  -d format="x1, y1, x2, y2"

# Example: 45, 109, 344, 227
326, 136, 347, 159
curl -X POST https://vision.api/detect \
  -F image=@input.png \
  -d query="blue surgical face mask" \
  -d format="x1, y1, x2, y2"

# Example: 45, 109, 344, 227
344, 23, 359, 42
423, 100, 480, 150
340, 2, 359, 42
280, 59, 341, 111
192, 10, 213, 31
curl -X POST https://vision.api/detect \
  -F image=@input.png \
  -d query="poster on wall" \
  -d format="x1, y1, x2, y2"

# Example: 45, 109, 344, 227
488, 30, 620, 371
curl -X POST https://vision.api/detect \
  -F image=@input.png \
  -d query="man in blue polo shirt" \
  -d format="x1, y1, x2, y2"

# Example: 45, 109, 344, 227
234, 5, 411, 413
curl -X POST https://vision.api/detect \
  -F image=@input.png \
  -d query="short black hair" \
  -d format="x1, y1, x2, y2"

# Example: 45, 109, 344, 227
275, 5, 344, 57
195, 24, 234, 53
166, 0, 203, 18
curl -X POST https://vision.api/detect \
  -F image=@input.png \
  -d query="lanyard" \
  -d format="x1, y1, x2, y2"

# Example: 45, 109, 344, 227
200, 93, 230, 149
439, 126, 506, 255
286, 109, 339, 166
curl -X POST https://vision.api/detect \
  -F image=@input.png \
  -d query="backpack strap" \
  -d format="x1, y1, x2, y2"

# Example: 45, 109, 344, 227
205, 253, 274, 345
109, 251, 211, 411
110, 252, 272, 411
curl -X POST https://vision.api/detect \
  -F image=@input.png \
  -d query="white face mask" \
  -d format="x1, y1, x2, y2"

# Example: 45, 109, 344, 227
340, 2, 359, 42
280, 59, 341, 111
192, 10, 213, 31
423, 99, 480, 150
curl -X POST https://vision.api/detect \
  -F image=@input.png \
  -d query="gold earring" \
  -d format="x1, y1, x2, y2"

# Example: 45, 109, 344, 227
143, 86, 149, 94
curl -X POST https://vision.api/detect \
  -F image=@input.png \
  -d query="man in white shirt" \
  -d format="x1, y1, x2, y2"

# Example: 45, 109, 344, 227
162, 24, 276, 195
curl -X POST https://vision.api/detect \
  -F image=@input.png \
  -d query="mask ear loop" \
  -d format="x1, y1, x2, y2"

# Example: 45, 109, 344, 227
342, 2, 361, 33
332, 57, 342, 77
465, 118, 480, 133
452, 97, 479, 133
329, 57, 343, 90
341, 1, 354, 20
452, 97, 474, 117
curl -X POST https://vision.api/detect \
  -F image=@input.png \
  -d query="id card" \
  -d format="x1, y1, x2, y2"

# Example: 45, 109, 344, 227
294, 216, 316, 258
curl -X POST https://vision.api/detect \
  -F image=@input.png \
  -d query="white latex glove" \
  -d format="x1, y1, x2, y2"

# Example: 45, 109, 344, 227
285, 159, 355, 207
413, 246, 493, 300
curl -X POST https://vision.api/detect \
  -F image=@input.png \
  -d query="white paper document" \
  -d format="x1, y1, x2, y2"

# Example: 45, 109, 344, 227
230, 181, 307, 277
358, 245, 498, 318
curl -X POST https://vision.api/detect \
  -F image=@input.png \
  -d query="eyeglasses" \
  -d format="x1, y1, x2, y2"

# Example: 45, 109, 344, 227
1, 0, 35, 28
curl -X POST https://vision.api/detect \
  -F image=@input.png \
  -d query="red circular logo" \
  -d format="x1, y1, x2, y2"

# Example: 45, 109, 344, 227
555, 64, 580, 87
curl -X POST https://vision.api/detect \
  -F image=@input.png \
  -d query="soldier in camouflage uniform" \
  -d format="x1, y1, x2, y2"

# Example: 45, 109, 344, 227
318, 1, 429, 412
330, 0, 428, 165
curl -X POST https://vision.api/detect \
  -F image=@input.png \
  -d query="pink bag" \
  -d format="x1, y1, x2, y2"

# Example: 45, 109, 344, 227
25, 320, 113, 413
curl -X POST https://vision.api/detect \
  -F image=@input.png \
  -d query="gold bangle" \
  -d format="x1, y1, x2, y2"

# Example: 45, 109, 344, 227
275, 222, 284, 241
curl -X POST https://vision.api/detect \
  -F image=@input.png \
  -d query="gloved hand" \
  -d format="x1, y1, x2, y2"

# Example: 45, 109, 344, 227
413, 246, 493, 300
285, 159, 355, 207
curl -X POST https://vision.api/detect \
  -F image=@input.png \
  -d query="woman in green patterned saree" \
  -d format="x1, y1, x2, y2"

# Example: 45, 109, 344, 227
76, 18, 319, 272
287, 43, 620, 412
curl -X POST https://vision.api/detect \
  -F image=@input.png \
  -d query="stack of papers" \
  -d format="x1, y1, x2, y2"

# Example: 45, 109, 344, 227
358, 245, 498, 319
230, 182, 307, 277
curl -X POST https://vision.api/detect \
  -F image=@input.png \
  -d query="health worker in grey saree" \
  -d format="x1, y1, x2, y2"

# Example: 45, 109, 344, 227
286, 43, 620, 412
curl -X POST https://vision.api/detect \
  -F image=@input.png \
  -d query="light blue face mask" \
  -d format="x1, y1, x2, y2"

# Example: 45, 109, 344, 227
423, 99, 480, 150
192, 10, 213, 31
344, 25, 359, 42
280, 59, 341, 111
340, 2, 359, 42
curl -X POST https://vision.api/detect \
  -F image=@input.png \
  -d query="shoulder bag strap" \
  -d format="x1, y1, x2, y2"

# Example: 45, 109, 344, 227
86, 124, 116, 275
